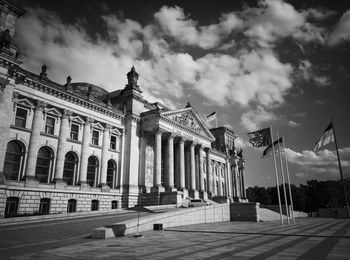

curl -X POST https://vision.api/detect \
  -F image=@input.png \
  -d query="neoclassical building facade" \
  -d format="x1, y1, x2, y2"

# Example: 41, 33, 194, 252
0, 1, 246, 218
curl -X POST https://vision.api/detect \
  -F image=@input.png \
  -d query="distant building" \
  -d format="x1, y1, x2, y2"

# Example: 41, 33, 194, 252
0, 0, 246, 218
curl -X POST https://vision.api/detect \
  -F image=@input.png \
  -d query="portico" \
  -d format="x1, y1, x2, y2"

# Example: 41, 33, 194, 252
140, 105, 215, 200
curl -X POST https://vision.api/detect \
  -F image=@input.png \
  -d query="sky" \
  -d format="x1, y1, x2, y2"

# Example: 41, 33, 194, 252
11, 0, 350, 188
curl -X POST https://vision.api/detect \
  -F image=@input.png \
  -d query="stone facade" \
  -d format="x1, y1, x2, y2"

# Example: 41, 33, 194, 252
0, 1, 246, 218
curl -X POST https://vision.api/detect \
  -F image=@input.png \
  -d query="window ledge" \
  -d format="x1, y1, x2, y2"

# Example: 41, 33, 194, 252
67, 138, 83, 144
10, 125, 32, 133
108, 148, 120, 153
90, 144, 102, 149
41, 132, 59, 139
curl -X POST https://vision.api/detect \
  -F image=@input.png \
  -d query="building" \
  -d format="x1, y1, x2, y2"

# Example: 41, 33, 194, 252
0, 0, 246, 218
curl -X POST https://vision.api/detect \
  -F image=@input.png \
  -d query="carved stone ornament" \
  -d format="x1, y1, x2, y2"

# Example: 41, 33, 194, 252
0, 77, 9, 92
104, 123, 113, 132
36, 100, 46, 110
145, 145, 154, 186
169, 112, 203, 134
62, 109, 72, 119
85, 117, 94, 125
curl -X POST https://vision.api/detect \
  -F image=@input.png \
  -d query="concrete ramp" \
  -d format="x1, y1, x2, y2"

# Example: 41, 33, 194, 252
258, 208, 286, 221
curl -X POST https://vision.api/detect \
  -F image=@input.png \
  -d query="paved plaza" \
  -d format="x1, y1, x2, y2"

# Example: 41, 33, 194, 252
5, 217, 350, 259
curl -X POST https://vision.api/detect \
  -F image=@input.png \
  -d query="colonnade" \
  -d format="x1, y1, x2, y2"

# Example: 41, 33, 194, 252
23, 101, 118, 187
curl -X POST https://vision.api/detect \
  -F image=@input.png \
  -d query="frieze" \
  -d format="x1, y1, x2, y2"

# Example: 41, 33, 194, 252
169, 111, 203, 134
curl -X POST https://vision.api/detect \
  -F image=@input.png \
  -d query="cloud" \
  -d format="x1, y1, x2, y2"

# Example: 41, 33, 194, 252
242, 0, 326, 47
328, 10, 350, 46
192, 49, 293, 107
240, 106, 277, 131
297, 60, 331, 87
288, 120, 299, 127
154, 6, 243, 49
285, 147, 350, 178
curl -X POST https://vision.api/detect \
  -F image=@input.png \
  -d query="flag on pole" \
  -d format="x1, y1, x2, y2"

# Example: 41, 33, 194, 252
247, 127, 272, 147
262, 137, 283, 158
314, 123, 335, 151
206, 111, 217, 123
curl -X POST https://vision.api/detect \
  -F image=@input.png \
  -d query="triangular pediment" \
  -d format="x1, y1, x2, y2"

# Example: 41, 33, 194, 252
45, 107, 62, 117
71, 115, 85, 124
14, 97, 35, 109
161, 107, 215, 141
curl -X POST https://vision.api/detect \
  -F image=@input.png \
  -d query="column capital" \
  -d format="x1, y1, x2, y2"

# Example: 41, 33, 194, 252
188, 140, 197, 147
85, 117, 94, 125
204, 147, 211, 153
35, 100, 46, 111
104, 123, 113, 132
0, 77, 9, 92
166, 132, 176, 140
154, 127, 166, 135
62, 109, 72, 119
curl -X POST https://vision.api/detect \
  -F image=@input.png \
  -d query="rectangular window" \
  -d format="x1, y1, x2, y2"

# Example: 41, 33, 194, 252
45, 116, 55, 135
15, 107, 27, 128
92, 130, 99, 145
70, 123, 79, 140
110, 135, 117, 150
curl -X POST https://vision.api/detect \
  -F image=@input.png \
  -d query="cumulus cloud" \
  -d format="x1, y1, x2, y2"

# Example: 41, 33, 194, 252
288, 120, 299, 127
285, 147, 350, 178
298, 60, 331, 87
240, 106, 277, 131
328, 10, 350, 46
154, 6, 243, 49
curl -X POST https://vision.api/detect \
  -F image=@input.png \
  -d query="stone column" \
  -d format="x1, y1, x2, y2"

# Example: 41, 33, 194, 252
239, 158, 246, 198
54, 109, 71, 186
100, 124, 111, 190
233, 159, 239, 198
179, 138, 186, 190
189, 142, 198, 198
166, 134, 176, 191
205, 148, 212, 198
79, 118, 92, 187
151, 129, 164, 193
25, 100, 46, 184
198, 146, 206, 199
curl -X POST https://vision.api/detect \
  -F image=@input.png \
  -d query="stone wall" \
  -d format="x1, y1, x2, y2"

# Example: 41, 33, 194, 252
0, 186, 123, 217
230, 202, 259, 221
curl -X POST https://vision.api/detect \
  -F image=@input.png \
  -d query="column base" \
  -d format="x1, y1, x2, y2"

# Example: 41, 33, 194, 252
100, 184, 110, 192
24, 176, 39, 187
54, 179, 66, 189
199, 191, 208, 200
166, 186, 178, 192
79, 182, 91, 190
189, 189, 199, 199
151, 186, 165, 193
181, 188, 189, 199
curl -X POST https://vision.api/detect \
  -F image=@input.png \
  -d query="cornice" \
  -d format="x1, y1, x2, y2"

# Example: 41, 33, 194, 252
9, 68, 125, 122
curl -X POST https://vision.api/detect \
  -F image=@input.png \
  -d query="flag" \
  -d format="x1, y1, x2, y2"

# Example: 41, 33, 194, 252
262, 137, 283, 158
314, 123, 334, 151
247, 127, 272, 147
206, 111, 217, 123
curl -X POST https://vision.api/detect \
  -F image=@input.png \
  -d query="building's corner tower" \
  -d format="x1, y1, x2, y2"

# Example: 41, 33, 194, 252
0, 0, 25, 183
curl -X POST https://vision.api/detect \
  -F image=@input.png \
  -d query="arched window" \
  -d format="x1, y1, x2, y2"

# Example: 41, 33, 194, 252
204, 178, 207, 192
39, 198, 50, 215
87, 156, 98, 187
203, 159, 207, 173
216, 181, 219, 195
222, 183, 225, 196
35, 147, 54, 183
67, 199, 77, 213
4, 141, 25, 181
63, 152, 78, 185
107, 160, 117, 188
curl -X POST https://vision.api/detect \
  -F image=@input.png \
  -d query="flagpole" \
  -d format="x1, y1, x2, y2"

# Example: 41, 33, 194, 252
282, 137, 295, 224
270, 126, 283, 226
277, 131, 290, 224
331, 118, 350, 218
